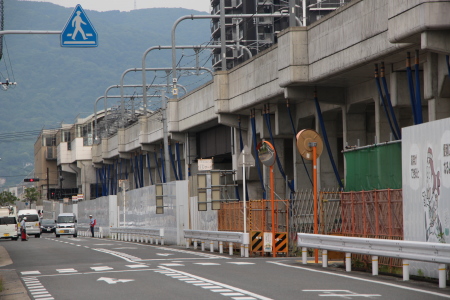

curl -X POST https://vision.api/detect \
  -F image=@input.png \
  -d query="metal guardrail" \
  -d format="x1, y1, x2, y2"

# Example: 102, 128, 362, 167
110, 227, 164, 245
78, 226, 104, 238
184, 229, 249, 257
298, 233, 450, 288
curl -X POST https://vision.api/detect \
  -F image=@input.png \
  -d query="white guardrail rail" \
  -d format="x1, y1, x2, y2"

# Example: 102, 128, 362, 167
78, 226, 104, 238
110, 227, 164, 245
298, 233, 450, 288
184, 230, 250, 257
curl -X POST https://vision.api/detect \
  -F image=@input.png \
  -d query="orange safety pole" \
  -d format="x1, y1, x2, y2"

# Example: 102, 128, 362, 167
313, 145, 318, 263
270, 165, 276, 258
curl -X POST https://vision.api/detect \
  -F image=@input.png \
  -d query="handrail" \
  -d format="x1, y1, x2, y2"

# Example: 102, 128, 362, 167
298, 233, 450, 288
184, 229, 249, 257
110, 227, 164, 245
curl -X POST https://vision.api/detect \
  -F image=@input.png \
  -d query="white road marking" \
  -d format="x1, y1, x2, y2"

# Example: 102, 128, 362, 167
21, 271, 41, 275
159, 263, 184, 266
33, 294, 53, 298
270, 261, 450, 299
21, 277, 54, 299
56, 268, 77, 273
194, 262, 220, 265
92, 248, 142, 262
227, 262, 255, 265
113, 247, 138, 249
97, 277, 134, 284
157, 266, 272, 300
156, 253, 174, 256
90, 266, 114, 271
126, 264, 148, 268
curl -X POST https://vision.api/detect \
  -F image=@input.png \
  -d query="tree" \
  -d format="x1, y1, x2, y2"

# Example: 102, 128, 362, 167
23, 187, 40, 207
0, 191, 19, 206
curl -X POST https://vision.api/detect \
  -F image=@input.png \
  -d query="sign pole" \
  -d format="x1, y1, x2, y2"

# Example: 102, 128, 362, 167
313, 144, 318, 263
243, 152, 247, 236
270, 165, 276, 258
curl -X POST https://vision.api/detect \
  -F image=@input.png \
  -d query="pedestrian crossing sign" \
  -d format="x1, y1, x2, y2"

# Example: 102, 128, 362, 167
61, 4, 98, 47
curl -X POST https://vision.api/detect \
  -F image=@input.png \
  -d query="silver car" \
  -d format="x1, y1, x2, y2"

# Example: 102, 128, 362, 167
55, 213, 78, 238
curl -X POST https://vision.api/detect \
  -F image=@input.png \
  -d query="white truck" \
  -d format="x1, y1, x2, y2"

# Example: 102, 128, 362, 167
0, 206, 19, 240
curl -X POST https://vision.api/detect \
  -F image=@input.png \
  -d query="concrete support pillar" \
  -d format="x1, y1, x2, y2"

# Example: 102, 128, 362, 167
346, 113, 366, 147
424, 52, 450, 121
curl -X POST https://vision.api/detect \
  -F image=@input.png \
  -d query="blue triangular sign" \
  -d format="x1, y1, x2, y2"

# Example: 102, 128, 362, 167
61, 4, 98, 47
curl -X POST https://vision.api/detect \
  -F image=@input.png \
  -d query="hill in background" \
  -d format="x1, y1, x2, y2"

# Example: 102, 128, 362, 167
0, 0, 212, 188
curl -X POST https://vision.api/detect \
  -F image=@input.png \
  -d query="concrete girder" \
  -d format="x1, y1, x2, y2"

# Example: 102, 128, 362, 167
284, 86, 345, 105
421, 31, 450, 55
218, 113, 249, 130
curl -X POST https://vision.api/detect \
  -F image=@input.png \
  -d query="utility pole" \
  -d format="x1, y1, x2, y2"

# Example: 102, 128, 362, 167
47, 168, 49, 200
161, 90, 171, 182
220, 0, 226, 71
289, 0, 296, 27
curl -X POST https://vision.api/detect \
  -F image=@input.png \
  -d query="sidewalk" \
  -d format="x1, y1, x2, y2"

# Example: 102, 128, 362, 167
0, 246, 30, 300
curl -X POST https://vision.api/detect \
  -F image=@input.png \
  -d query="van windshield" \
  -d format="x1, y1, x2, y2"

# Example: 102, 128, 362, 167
0, 217, 16, 225
18, 215, 39, 222
57, 216, 74, 223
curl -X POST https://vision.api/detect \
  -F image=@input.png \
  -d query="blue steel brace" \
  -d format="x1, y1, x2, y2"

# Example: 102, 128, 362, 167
146, 153, 154, 185
286, 100, 312, 186
374, 64, 399, 140
380, 62, 402, 138
406, 53, 418, 124
414, 51, 423, 124
160, 147, 166, 183
132, 157, 138, 188
263, 106, 295, 194
251, 110, 266, 199
95, 168, 99, 199
176, 142, 183, 180
154, 152, 162, 183
168, 143, 179, 180
314, 95, 344, 190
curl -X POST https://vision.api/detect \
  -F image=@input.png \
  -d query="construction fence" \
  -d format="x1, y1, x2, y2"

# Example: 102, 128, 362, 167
218, 188, 403, 263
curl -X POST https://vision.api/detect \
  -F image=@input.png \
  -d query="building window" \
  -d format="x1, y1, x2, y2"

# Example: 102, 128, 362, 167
76, 124, 93, 146
42, 135, 56, 146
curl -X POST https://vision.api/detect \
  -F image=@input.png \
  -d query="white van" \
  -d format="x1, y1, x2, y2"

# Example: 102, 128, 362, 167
18, 209, 41, 238
55, 213, 77, 238
0, 206, 18, 240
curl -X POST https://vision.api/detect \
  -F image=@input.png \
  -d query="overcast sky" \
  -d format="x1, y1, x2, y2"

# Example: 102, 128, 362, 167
33, 0, 211, 12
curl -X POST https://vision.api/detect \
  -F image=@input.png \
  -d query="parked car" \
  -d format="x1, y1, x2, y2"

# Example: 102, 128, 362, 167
40, 219, 56, 233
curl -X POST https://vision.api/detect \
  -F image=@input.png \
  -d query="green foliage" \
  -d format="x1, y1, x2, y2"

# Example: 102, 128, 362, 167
23, 187, 39, 206
0, 191, 19, 205
0, 1, 211, 188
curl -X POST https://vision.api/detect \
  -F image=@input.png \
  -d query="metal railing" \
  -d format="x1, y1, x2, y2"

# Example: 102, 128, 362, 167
110, 227, 165, 245
78, 226, 104, 238
298, 233, 450, 288
184, 229, 249, 257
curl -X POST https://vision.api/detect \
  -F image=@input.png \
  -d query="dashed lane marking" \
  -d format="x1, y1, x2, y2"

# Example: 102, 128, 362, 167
21, 271, 41, 275
56, 268, 77, 273
156, 266, 272, 300
90, 266, 114, 271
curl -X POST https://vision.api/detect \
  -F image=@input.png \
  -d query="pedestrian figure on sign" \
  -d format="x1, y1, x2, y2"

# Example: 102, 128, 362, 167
89, 215, 96, 237
72, 11, 87, 40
